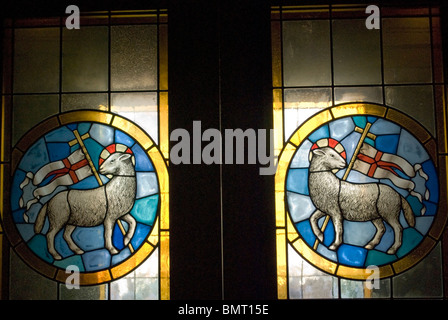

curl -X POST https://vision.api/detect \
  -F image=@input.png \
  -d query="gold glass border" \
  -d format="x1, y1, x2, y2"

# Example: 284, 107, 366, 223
275, 103, 446, 297
5, 110, 170, 296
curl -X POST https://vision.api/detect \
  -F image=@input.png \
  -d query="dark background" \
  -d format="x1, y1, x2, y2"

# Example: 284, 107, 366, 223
1, 0, 448, 301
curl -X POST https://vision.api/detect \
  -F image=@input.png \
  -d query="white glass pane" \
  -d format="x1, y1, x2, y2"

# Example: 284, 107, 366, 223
284, 88, 332, 141
111, 92, 158, 144
288, 245, 338, 299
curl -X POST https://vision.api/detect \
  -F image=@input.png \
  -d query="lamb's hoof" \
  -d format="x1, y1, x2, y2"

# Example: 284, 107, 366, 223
364, 243, 376, 250
52, 254, 63, 261
124, 236, 131, 246
108, 247, 119, 255
73, 248, 85, 255
387, 248, 397, 255
329, 244, 339, 251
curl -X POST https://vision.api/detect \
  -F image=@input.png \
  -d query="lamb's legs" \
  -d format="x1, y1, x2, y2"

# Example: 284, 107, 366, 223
47, 226, 63, 260
310, 209, 326, 243
387, 219, 403, 255
121, 213, 136, 246
365, 218, 385, 250
63, 225, 84, 255
104, 218, 119, 255
329, 216, 343, 251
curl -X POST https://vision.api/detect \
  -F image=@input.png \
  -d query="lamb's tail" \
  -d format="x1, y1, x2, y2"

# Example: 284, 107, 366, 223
401, 196, 415, 228
34, 203, 48, 234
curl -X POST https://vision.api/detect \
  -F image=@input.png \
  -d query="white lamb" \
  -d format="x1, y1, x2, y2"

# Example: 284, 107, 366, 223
34, 152, 137, 260
308, 146, 415, 255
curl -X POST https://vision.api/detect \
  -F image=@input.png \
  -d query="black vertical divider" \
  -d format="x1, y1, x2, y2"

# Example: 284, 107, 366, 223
169, 0, 276, 299
219, 0, 277, 300
168, 1, 223, 300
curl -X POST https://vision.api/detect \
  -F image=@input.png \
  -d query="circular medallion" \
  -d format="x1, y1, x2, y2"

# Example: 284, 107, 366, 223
6, 111, 168, 285
278, 103, 443, 280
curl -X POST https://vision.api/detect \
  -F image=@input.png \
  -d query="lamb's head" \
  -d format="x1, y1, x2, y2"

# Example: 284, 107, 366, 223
99, 152, 135, 176
310, 147, 346, 171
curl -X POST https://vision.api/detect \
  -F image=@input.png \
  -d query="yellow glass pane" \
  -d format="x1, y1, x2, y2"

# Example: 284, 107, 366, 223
160, 230, 170, 300
276, 228, 287, 299
331, 103, 387, 119
159, 92, 169, 160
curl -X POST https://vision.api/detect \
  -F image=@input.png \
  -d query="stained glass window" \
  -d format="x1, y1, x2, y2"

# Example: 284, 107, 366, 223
272, 5, 447, 299
1, 10, 169, 300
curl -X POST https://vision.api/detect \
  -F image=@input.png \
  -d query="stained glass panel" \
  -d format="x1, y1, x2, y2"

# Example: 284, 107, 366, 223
273, 5, 447, 299
1, 10, 169, 300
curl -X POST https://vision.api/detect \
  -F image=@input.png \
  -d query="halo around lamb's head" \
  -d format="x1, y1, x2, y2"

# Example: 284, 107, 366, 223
99, 144, 135, 178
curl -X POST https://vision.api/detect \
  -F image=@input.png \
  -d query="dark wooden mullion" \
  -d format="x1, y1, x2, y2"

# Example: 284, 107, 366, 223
219, 0, 277, 300
168, 1, 223, 300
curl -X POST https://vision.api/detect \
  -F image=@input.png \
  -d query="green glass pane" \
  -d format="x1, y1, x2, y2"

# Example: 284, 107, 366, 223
385, 85, 435, 135
13, 28, 60, 93
383, 18, 432, 84
282, 20, 331, 86
111, 25, 158, 91
62, 26, 109, 92
12, 94, 59, 145
332, 19, 381, 85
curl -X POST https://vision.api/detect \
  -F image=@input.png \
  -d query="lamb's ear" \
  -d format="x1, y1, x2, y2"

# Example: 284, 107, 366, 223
119, 153, 132, 161
312, 148, 325, 156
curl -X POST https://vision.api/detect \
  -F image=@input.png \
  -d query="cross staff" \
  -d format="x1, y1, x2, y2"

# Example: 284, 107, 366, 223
71, 129, 135, 253
312, 123, 376, 250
